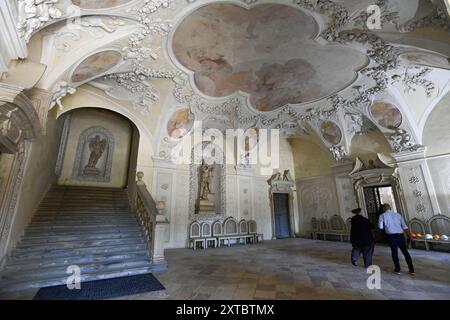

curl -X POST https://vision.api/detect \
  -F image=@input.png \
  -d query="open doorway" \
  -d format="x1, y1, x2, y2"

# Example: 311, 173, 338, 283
363, 185, 397, 243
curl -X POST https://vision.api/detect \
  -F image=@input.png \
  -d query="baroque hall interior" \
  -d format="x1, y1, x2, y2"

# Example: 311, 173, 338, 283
0, 0, 449, 300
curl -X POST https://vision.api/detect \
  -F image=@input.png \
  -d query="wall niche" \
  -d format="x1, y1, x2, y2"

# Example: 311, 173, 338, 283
72, 126, 114, 182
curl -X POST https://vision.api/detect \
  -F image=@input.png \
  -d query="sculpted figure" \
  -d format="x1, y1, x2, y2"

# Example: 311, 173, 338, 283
199, 162, 213, 200
86, 135, 106, 169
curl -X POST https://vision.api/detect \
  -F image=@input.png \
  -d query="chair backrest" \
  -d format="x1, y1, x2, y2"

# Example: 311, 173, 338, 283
329, 214, 345, 232
408, 218, 426, 235
318, 218, 329, 231
239, 219, 248, 234
248, 220, 257, 234
427, 214, 450, 236
345, 217, 352, 232
201, 222, 212, 237
212, 220, 223, 236
311, 217, 318, 231
223, 217, 238, 235
190, 221, 201, 238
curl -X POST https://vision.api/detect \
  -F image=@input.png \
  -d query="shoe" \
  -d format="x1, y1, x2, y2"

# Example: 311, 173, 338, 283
409, 271, 415, 276
351, 260, 358, 267
394, 269, 401, 274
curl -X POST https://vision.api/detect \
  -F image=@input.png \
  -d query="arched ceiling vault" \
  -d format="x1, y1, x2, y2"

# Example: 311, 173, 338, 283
5, 0, 450, 163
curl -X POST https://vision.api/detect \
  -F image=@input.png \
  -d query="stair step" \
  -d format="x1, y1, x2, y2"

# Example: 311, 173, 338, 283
24, 229, 142, 238
18, 232, 143, 245
25, 223, 139, 231
5, 250, 149, 270
16, 237, 145, 252
36, 207, 131, 215
1, 258, 152, 281
0, 265, 160, 293
6, 251, 149, 269
32, 215, 135, 221
27, 221, 138, 228
36, 209, 131, 217
12, 243, 148, 261
0, 185, 163, 293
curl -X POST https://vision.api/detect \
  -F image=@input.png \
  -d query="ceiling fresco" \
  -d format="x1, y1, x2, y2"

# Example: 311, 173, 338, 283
320, 121, 342, 145
71, 51, 122, 83
172, 3, 367, 112
12, 0, 450, 161
370, 101, 403, 130
167, 108, 195, 140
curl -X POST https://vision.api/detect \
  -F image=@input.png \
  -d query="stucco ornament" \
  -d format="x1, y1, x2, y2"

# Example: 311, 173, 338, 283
17, 0, 63, 42
391, 67, 436, 97
49, 81, 76, 110
329, 145, 348, 162
389, 128, 422, 153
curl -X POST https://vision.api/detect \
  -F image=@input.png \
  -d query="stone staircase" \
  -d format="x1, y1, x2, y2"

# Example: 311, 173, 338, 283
0, 185, 158, 293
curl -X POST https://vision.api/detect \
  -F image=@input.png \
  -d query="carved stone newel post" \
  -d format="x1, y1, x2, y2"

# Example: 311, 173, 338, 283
153, 200, 169, 265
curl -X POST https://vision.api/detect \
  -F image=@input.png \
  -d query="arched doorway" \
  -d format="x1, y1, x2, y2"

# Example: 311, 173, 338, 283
54, 108, 140, 190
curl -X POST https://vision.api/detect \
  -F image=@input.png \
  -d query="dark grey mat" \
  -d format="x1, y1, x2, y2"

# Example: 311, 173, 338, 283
33, 273, 165, 300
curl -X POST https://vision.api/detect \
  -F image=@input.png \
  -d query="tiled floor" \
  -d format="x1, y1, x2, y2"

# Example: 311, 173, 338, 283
2, 238, 450, 300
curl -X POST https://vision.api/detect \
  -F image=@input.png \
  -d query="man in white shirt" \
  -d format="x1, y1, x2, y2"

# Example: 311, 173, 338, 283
378, 203, 415, 275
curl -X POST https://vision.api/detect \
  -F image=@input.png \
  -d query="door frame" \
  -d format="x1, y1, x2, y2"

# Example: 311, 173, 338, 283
272, 192, 291, 239
351, 168, 406, 221
268, 186, 296, 239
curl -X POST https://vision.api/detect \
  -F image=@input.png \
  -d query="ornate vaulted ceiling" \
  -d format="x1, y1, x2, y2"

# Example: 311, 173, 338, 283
7, 0, 450, 163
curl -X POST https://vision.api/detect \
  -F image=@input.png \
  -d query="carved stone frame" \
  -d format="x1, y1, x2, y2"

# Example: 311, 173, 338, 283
72, 126, 115, 182
0, 141, 30, 266
188, 142, 226, 222
350, 168, 406, 219
268, 179, 296, 239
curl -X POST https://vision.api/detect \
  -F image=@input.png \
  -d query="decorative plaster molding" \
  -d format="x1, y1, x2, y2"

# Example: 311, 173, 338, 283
399, 5, 450, 32
104, 68, 174, 114
329, 145, 348, 163
391, 67, 436, 97
17, 0, 63, 42
389, 128, 423, 153
49, 80, 76, 110
54, 113, 71, 176
52, 16, 124, 52
0, 83, 41, 153
0, 141, 30, 258
0, 1, 28, 74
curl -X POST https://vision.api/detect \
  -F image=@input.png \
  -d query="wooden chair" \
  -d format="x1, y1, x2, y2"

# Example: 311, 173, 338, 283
219, 217, 241, 246
239, 219, 254, 244
201, 222, 217, 248
189, 221, 204, 250
426, 214, 450, 250
316, 217, 329, 240
309, 217, 319, 240
408, 218, 428, 250
212, 220, 223, 247
248, 219, 263, 243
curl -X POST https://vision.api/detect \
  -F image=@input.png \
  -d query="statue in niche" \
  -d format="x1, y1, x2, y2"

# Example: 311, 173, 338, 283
199, 162, 213, 200
197, 161, 215, 213
83, 135, 107, 175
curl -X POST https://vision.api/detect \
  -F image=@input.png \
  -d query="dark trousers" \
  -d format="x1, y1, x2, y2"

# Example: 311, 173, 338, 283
387, 233, 414, 272
351, 243, 374, 268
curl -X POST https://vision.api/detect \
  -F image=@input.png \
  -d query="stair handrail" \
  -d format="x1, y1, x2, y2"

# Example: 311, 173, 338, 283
134, 172, 168, 266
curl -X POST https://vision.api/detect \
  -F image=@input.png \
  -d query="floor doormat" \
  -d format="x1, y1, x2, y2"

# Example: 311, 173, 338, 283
33, 273, 165, 300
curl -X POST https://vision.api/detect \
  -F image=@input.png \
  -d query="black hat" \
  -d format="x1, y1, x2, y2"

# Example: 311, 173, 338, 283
351, 208, 362, 214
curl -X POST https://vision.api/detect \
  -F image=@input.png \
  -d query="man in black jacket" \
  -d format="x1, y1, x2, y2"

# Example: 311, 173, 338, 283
350, 208, 375, 268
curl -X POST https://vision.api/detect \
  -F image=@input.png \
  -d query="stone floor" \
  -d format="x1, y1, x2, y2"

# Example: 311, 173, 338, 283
2, 238, 450, 300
